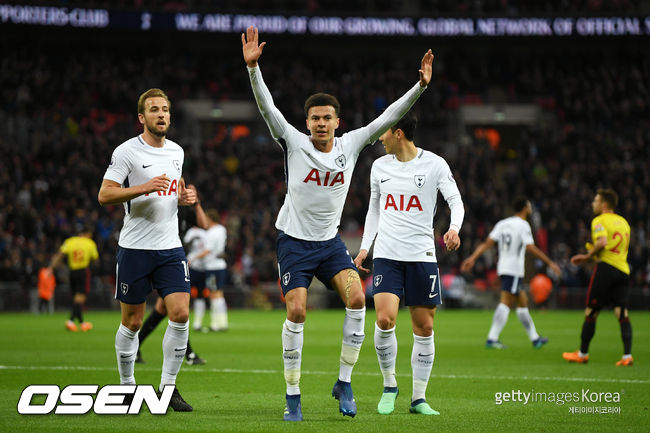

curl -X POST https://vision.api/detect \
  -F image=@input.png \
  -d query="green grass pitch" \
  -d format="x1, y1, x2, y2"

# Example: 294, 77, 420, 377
0, 308, 648, 432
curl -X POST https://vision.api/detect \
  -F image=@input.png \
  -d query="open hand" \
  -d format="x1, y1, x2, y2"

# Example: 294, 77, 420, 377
241, 26, 266, 67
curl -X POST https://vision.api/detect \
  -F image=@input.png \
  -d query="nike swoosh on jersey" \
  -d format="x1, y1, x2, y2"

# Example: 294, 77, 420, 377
352, 333, 365, 338
380, 178, 391, 183
284, 348, 298, 352
418, 353, 434, 357
142, 164, 152, 168
429, 292, 439, 298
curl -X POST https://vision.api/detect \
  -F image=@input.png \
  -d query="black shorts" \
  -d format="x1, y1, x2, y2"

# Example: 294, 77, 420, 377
69, 268, 90, 295
586, 262, 630, 310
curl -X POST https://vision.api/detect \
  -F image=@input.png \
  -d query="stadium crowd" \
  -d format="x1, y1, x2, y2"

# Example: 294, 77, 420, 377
1, 27, 648, 306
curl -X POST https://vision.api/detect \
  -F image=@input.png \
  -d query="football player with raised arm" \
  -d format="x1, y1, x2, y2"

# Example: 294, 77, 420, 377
354, 111, 464, 416
242, 26, 433, 421
98, 88, 197, 411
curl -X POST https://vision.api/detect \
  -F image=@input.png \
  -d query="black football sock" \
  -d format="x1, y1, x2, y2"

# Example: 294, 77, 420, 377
139, 309, 166, 345
580, 317, 596, 354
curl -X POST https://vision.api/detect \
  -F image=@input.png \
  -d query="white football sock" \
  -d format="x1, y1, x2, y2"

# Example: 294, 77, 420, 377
193, 298, 205, 330
488, 303, 510, 341
516, 307, 540, 341
115, 324, 139, 385
374, 323, 397, 388
339, 307, 366, 383
282, 319, 304, 396
210, 298, 219, 329
411, 332, 434, 402
216, 297, 228, 329
160, 320, 188, 390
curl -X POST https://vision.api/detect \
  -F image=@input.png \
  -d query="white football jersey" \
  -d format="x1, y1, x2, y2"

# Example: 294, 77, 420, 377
360, 149, 464, 262
488, 216, 535, 277
248, 65, 425, 241
183, 226, 206, 271
103, 135, 184, 250
202, 224, 227, 271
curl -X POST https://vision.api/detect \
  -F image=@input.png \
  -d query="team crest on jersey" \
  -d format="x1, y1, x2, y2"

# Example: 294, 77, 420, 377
374, 275, 383, 287
120, 282, 129, 295
109, 155, 115, 167
414, 175, 426, 188
335, 155, 346, 169
282, 272, 291, 286
173, 160, 181, 172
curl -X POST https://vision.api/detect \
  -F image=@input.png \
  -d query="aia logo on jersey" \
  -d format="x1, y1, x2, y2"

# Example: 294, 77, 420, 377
384, 194, 423, 211
335, 155, 346, 169
414, 175, 426, 188
374, 275, 383, 287
144, 179, 178, 197
303, 169, 345, 187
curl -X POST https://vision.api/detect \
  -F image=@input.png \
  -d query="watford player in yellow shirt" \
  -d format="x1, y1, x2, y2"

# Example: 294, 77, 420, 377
49, 227, 99, 332
563, 189, 633, 366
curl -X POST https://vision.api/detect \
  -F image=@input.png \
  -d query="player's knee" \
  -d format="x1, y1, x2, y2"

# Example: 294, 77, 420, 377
348, 291, 365, 309
376, 314, 395, 330
123, 318, 142, 331
585, 308, 599, 322
414, 323, 433, 337
167, 306, 189, 323
286, 303, 306, 323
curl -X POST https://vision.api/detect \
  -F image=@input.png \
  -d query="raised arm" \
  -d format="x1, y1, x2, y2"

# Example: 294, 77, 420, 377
353, 50, 434, 145
242, 26, 289, 140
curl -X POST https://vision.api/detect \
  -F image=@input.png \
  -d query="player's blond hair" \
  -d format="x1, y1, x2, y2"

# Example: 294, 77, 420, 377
137, 88, 171, 114
597, 188, 618, 210
206, 209, 220, 223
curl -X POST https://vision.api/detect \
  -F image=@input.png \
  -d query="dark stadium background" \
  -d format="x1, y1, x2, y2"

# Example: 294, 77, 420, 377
1, 1, 648, 312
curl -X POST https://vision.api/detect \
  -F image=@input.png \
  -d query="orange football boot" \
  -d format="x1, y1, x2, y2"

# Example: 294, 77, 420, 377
615, 356, 633, 366
562, 351, 589, 364
66, 320, 78, 332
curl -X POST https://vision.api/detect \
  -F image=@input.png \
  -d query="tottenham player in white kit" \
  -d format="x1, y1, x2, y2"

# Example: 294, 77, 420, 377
461, 197, 561, 349
98, 88, 197, 411
354, 111, 464, 416
242, 26, 433, 421
193, 204, 229, 331
183, 221, 208, 331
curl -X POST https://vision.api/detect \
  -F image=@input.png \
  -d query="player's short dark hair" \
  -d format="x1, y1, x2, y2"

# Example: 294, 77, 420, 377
597, 188, 618, 210
138, 88, 171, 114
390, 111, 417, 141
304, 93, 340, 117
513, 196, 530, 213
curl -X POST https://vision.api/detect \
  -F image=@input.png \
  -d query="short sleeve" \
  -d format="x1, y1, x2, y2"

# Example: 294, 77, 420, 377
103, 145, 132, 184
